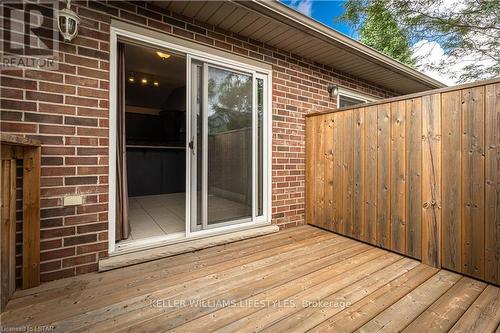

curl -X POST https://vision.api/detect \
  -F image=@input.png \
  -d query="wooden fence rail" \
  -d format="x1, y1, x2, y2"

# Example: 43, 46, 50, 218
305, 78, 500, 285
0, 134, 41, 312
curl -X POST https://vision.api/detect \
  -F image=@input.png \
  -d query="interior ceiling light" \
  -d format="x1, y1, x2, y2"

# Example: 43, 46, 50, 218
156, 51, 171, 60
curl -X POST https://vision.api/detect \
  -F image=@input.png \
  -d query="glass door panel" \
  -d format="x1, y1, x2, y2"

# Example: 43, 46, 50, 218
206, 66, 253, 226
190, 59, 263, 232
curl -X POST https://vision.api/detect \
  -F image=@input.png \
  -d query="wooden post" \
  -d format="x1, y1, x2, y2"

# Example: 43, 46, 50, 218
0, 134, 40, 313
22, 146, 41, 289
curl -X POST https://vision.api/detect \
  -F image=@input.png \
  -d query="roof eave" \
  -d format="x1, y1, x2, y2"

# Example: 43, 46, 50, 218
239, 0, 446, 90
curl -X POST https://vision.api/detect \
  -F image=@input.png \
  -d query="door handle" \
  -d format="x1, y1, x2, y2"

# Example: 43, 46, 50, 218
188, 138, 195, 155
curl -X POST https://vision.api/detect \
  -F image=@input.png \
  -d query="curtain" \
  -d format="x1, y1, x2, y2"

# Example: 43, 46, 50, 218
115, 42, 130, 241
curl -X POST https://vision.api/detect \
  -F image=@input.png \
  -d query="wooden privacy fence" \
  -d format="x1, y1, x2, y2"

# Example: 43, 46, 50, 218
0, 134, 41, 312
305, 78, 500, 285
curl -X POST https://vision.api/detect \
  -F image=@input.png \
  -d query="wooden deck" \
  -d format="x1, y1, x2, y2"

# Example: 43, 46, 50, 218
1, 225, 499, 332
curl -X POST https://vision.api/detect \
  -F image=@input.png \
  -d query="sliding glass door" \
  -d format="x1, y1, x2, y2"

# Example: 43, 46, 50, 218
189, 59, 267, 232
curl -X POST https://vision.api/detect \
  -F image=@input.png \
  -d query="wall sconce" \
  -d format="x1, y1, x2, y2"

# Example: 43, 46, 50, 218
327, 84, 338, 98
57, 0, 80, 42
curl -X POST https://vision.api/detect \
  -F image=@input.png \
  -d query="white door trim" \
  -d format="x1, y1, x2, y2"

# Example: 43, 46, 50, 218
108, 25, 272, 255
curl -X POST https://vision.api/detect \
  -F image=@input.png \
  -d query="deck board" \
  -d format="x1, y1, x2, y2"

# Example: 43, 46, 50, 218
1, 225, 499, 332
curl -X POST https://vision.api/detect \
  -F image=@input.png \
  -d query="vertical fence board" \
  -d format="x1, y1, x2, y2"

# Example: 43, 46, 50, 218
314, 116, 326, 228
422, 93, 442, 268
338, 113, 346, 234
377, 103, 391, 248
485, 83, 500, 285
365, 106, 378, 244
406, 97, 422, 259
461, 87, 485, 279
305, 116, 316, 225
306, 79, 499, 285
343, 112, 354, 236
324, 115, 335, 231
442, 90, 462, 272
332, 113, 343, 233
390, 101, 406, 253
353, 108, 365, 240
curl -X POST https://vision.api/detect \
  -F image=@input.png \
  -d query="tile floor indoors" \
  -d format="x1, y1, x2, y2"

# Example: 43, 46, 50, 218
124, 193, 251, 242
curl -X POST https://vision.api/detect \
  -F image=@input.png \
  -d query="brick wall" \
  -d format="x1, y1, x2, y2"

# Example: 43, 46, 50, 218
0, 1, 396, 282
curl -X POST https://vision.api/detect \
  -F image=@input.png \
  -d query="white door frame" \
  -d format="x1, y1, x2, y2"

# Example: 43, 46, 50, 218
108, 25, 272, 255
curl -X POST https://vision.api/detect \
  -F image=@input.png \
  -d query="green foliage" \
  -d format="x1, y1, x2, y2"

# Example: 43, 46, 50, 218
208, 70, 252, 134
339, 0, 500, 83
355, 0, 415, 65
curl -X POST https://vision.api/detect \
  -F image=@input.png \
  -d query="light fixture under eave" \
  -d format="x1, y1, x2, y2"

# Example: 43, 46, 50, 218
141, 78, 148, 84
128, 77, 135, 83
327, 84, 339, 98
57, 0, 80, 42
156, 51, 171, 60
153, 81, 159, 86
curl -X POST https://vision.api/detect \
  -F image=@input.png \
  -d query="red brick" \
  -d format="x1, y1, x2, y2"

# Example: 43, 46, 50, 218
41, 206, 75, 219
65, 53, 99, 68
65, 157, 98, 165
65, 213, 99, 226
1, 111, 22, 121
62, 253, 96, 267
25, 112, 63, 124
64, 234, 97, 246
39, 124, 75, 135
39, 81, 76, 95
25, 69, 63, 82
41, 268, 74, 282
41, 157, 63, 166
1, 88, 23, 99
65, 96, 99, 107
41, 177, 64, 187
0, 76, 37, 90
77, 166, 108, 175
65, 75, 100, 88
41, 247, 75, 261
77, 87, 108, 99
76, 127, 108, 137
77, 222, 107, 234
41, 239, 62, 251
41, 260, 62, 273
65, 116, 98, 127
41, 167, 76, 177
42, 147, 75, 155
39, 103, 76, 115
1, 122, 37, 133
41, 227, 75, 239
65, 176, 98, 185
77, 67, 108, 80
77, 147, 108, 155
76, 241, 107, 255
1, 0, 395, 282
1, 99, 37, 111
26, 91, 63, 103
76, 263, 99, 275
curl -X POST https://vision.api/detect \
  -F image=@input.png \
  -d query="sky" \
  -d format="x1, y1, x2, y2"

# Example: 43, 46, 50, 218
281, 0, 463, 85
281, 0, 355, 37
